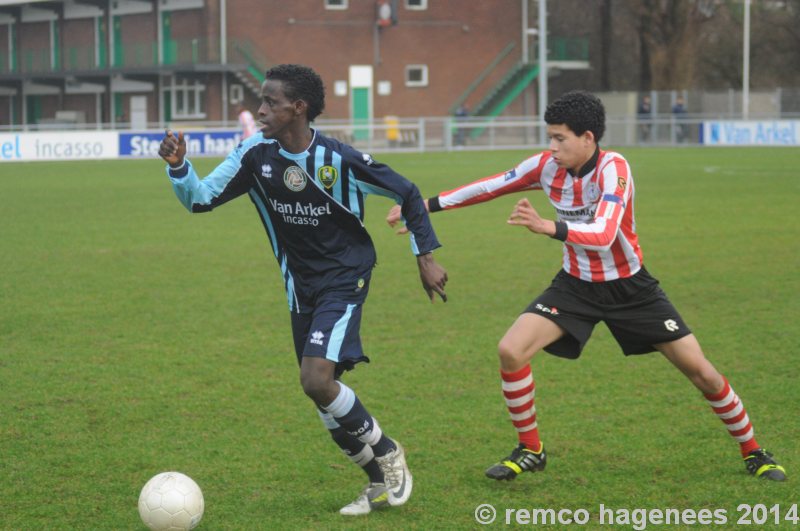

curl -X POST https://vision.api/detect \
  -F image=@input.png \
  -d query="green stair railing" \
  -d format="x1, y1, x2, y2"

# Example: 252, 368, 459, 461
448, 41, 515, 116
232, 40, 269, 83
469, 63, 540, 139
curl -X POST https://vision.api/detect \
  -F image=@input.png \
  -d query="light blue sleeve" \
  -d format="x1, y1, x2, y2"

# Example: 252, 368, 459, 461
165, 143, 251, 213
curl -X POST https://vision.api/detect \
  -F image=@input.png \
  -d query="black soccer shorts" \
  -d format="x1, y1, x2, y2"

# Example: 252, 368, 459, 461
524, 267, 692, 359
290, 289, 370, 377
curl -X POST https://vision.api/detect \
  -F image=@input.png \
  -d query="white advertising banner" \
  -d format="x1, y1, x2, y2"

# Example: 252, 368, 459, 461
0, 131, 119, 162
701, 120, 800, 146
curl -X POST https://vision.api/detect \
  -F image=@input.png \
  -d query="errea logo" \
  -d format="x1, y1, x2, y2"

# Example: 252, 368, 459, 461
310, 330, 325, 346
261, 164, 272, 178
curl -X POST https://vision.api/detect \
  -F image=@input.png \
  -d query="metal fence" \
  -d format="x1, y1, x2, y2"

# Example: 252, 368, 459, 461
3, 86, 799, 152
313, 113, 795, 152
2, 114, 796, 151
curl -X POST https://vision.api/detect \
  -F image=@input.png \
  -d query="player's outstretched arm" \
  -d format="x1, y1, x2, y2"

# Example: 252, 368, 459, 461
159, 130, 186, 168
388, 157, 545, 236
417, 253, 448, 303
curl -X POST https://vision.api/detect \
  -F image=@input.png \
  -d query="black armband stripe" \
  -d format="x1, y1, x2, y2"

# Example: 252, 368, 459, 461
551, 221, 568, 241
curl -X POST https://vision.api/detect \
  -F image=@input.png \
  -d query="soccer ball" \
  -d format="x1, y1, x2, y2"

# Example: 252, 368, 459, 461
138, 471, 204, 530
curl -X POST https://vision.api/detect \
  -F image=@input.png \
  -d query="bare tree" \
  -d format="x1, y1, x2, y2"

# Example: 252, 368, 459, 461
689, 1, 800, 88
634, 0, 716, 89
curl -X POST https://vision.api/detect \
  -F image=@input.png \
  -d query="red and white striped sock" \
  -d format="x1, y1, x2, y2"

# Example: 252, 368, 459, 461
704, 377, 760, 457
501, 365, 541, 451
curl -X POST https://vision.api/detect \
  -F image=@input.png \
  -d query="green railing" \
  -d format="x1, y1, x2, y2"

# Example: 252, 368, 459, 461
17, 37, 223, 73
541, 37, 589, 62
231, 39, 270, 81
22, 49, 50, 72
449, 41, 516, 115
471, 62, 534, 116
65, 45, 96, 70
246, 65, 264, 83
452, 37, 587, 120
469, 63, 540, 138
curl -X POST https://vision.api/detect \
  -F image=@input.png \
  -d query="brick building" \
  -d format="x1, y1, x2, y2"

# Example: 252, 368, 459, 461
0, 0, 590, 129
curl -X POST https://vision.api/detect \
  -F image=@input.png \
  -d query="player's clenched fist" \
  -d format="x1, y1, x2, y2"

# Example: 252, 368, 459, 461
159, 130, 186, 168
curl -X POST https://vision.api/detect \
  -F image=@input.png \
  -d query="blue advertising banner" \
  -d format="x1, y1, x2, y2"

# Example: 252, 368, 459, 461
119, 131, 244, 158
701, 121, 799, 146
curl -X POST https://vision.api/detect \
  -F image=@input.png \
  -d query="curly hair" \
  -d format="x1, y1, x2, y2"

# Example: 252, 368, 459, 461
264, 64, 326, 122
544, 90, 605, 143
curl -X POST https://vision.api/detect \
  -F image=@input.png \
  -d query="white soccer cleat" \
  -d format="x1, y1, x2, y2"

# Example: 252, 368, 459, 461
339, 482, 389, 516
375, 441, 413, 506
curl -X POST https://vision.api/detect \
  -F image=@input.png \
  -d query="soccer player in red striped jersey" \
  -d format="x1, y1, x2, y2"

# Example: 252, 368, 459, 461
387, 90, 785, 481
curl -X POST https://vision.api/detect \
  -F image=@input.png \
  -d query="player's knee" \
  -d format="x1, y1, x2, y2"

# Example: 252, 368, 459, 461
678, 357, 723, 394
300, 372, 334, 403
497, 338, 522, 365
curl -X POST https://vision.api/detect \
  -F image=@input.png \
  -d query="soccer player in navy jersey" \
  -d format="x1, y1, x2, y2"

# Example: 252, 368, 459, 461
387, 90, 784, 482
158, 64, 448, 515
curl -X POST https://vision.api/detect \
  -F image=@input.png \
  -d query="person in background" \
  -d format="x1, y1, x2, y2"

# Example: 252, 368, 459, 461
672, 96, 688, 143
637, 95, 652, 143
454, 103, 469, 147
236, 102, 258, 139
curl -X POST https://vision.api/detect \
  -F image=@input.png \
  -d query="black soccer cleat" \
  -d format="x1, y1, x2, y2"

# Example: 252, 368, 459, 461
744, 448, 786, 481
485, 443, 546, 480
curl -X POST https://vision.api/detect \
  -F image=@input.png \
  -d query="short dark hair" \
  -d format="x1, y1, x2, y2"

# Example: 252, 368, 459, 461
264, 64, 326, 121
544, 90, 605, 143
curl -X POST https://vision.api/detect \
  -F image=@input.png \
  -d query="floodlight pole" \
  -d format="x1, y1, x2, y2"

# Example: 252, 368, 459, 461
523, 1, 548, 145
221, 0, 228, 125
538, 0, 547, 146
742, 0, 750, 119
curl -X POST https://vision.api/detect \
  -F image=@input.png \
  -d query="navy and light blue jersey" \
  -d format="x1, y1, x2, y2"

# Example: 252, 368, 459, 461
166, 129, 441, 312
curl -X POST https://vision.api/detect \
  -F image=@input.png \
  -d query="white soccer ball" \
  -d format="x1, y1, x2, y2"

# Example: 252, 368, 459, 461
138, 471, 204, 530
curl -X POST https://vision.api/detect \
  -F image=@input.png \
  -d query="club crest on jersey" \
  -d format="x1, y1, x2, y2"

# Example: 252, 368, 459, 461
317, 165, 339, 189
284, 166, 307, 192
586, 183, 601, 202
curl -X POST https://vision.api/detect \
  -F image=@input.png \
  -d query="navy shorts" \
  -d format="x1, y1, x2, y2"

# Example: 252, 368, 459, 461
524, 267, 692, 359
290, 291, 370, 376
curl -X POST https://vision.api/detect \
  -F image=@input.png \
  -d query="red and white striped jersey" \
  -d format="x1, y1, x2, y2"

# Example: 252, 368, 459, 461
434, 150, 643, 282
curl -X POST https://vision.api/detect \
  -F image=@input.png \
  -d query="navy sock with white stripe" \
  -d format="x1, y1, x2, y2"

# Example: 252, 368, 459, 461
318, 409, 384, 483
323, 381, 396, 457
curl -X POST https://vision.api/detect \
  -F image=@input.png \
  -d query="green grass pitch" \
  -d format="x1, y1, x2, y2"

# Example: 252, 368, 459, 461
1, 147, 798, 529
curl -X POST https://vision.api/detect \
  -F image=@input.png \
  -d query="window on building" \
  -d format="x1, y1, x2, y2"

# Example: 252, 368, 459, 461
229, 84, 244, 104
167, 77, 206, 119
405, 65, 428, 87
405, 0, 427, 10
325, 0, 348, 9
